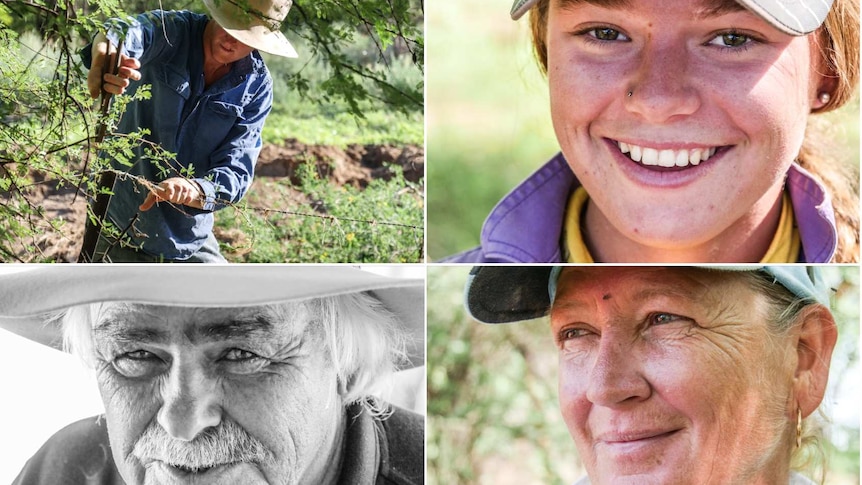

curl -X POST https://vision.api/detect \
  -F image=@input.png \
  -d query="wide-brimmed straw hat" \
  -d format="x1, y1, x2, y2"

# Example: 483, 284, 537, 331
203, 0, 297, 58
466, 266, 831, 324
509, 0, 833, 36
0, 266, 423, 366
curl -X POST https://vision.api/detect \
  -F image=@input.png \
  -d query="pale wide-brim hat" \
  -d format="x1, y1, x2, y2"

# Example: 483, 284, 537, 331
509, 0, 833, 36
0, 266, 424, 367
203, 0, 298, 58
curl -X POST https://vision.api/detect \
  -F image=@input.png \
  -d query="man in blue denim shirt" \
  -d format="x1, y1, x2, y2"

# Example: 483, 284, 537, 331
83, 0, 296, 262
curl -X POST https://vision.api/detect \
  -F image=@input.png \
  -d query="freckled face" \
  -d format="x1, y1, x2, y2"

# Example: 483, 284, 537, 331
550, 267, 795, 484
546, 0, 827, 249
92, 303, 342, 485
206, 22, 255, 65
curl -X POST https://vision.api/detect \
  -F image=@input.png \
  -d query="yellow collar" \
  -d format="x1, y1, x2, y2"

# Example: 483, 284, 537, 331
563, 188, 799, 263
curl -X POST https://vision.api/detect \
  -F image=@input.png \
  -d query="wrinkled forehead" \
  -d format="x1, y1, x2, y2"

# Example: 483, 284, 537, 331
554, 267, 743, 304
92, 301, 315, 345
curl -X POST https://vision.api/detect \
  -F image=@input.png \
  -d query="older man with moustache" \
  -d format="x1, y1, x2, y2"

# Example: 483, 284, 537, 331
1, 266, 424, 485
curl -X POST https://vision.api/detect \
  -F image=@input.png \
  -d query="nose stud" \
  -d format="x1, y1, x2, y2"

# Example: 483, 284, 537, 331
627, 90, 633, 97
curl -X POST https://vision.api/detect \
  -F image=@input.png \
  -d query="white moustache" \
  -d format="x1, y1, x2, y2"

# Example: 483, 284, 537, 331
132, 419, 274, 472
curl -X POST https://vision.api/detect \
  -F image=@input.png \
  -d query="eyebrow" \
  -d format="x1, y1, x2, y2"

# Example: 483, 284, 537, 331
94, 314, 277, 345
694, 0, 747, 19
556, 0, 746, 18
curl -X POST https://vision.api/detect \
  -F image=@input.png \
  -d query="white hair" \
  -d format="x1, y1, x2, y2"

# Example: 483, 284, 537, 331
58, 292, 409, 414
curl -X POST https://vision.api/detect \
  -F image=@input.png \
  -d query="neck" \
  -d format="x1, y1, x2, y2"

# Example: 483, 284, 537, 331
583, 187, 785, 263
202, 21, 231, 86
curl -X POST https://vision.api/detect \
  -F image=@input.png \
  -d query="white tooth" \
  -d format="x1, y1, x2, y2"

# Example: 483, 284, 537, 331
630, 144, 642, 162
675, 150, 689, 167
709, 147, 717, 157
700, 148, 711, 162
658, 149, 675, 167
642, 147, 658, 166
619, 142, 630, 154
690, 149, 702, 165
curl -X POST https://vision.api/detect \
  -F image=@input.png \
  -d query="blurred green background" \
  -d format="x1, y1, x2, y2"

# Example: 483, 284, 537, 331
427, 266, 861, 485
425, 0, 860, 260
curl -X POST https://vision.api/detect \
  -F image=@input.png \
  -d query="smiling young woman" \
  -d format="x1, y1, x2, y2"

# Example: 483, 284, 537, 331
440, 0, 859, 263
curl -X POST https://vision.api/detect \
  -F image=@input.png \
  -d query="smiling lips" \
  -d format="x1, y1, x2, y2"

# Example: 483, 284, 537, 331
617, 140, 719, 168
600, 429, 679, 444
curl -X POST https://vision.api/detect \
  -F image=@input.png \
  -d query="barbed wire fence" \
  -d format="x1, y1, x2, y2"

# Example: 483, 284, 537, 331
2, 161, 424, 262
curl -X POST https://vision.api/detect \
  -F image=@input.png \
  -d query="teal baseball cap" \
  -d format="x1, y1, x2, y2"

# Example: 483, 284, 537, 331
510, 0, 833, 36
466, 266, 831, 324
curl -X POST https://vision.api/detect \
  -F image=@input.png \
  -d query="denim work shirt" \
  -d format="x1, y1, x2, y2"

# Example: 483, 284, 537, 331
82, 10, 273, 260
440, 153, 839, 263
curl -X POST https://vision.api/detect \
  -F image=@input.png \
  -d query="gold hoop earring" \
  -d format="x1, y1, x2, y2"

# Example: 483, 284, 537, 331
796, 408, 803, 448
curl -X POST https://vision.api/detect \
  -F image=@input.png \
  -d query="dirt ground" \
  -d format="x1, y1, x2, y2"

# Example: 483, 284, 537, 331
7, 139, 424, 262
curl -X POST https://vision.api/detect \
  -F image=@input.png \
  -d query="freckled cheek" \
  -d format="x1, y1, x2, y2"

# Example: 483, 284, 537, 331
549, 58, 616, 119
734, 64, 809, 163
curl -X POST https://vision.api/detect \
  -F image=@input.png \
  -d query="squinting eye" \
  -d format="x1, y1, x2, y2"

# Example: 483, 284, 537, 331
558, 327, 592, 342
221, 348, 270, 374
709, 32, 751, 48
649, 312, 684, 326
223, 348, 258, 361
113, 350, 164, 378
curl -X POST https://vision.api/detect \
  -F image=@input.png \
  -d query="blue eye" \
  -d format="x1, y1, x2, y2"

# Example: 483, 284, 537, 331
560, 328, 589, 340
648, 312, 685, 326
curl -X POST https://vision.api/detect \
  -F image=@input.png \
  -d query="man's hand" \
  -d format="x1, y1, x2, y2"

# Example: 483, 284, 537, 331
140, 177, 206, 211
87, 33, 142, 99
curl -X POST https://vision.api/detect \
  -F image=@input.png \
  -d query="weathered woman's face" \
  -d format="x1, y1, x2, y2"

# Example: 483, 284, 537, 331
545, 0, 828, 257
92, 303, 343, 485
550, 267, 796, 484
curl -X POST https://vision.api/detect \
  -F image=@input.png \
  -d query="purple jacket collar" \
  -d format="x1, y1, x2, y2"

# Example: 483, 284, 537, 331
443, 153, 837, 263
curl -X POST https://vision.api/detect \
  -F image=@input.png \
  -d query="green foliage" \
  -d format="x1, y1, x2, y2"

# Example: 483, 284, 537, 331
214, 159, 423, 262
261, 47, 423, 145
427, 266, 579, 485
0, 0, 423, 261
285, 0, 423, 117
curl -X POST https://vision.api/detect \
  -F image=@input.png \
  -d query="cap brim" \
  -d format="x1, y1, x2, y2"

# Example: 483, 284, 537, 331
509, 0, 830, 35
736, 0, 833, 35
0, 266, 424, 366
466, 266, 556, 324
466, 265, 829, 324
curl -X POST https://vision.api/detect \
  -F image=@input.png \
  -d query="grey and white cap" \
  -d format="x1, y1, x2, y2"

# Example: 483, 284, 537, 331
466, 266, 832, 324
510, 0, 834, 36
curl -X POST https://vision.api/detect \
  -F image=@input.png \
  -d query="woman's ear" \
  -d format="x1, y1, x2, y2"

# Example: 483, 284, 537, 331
811, 76, 838, 110
793, 304, 838, 416
809, 30, 840, 111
